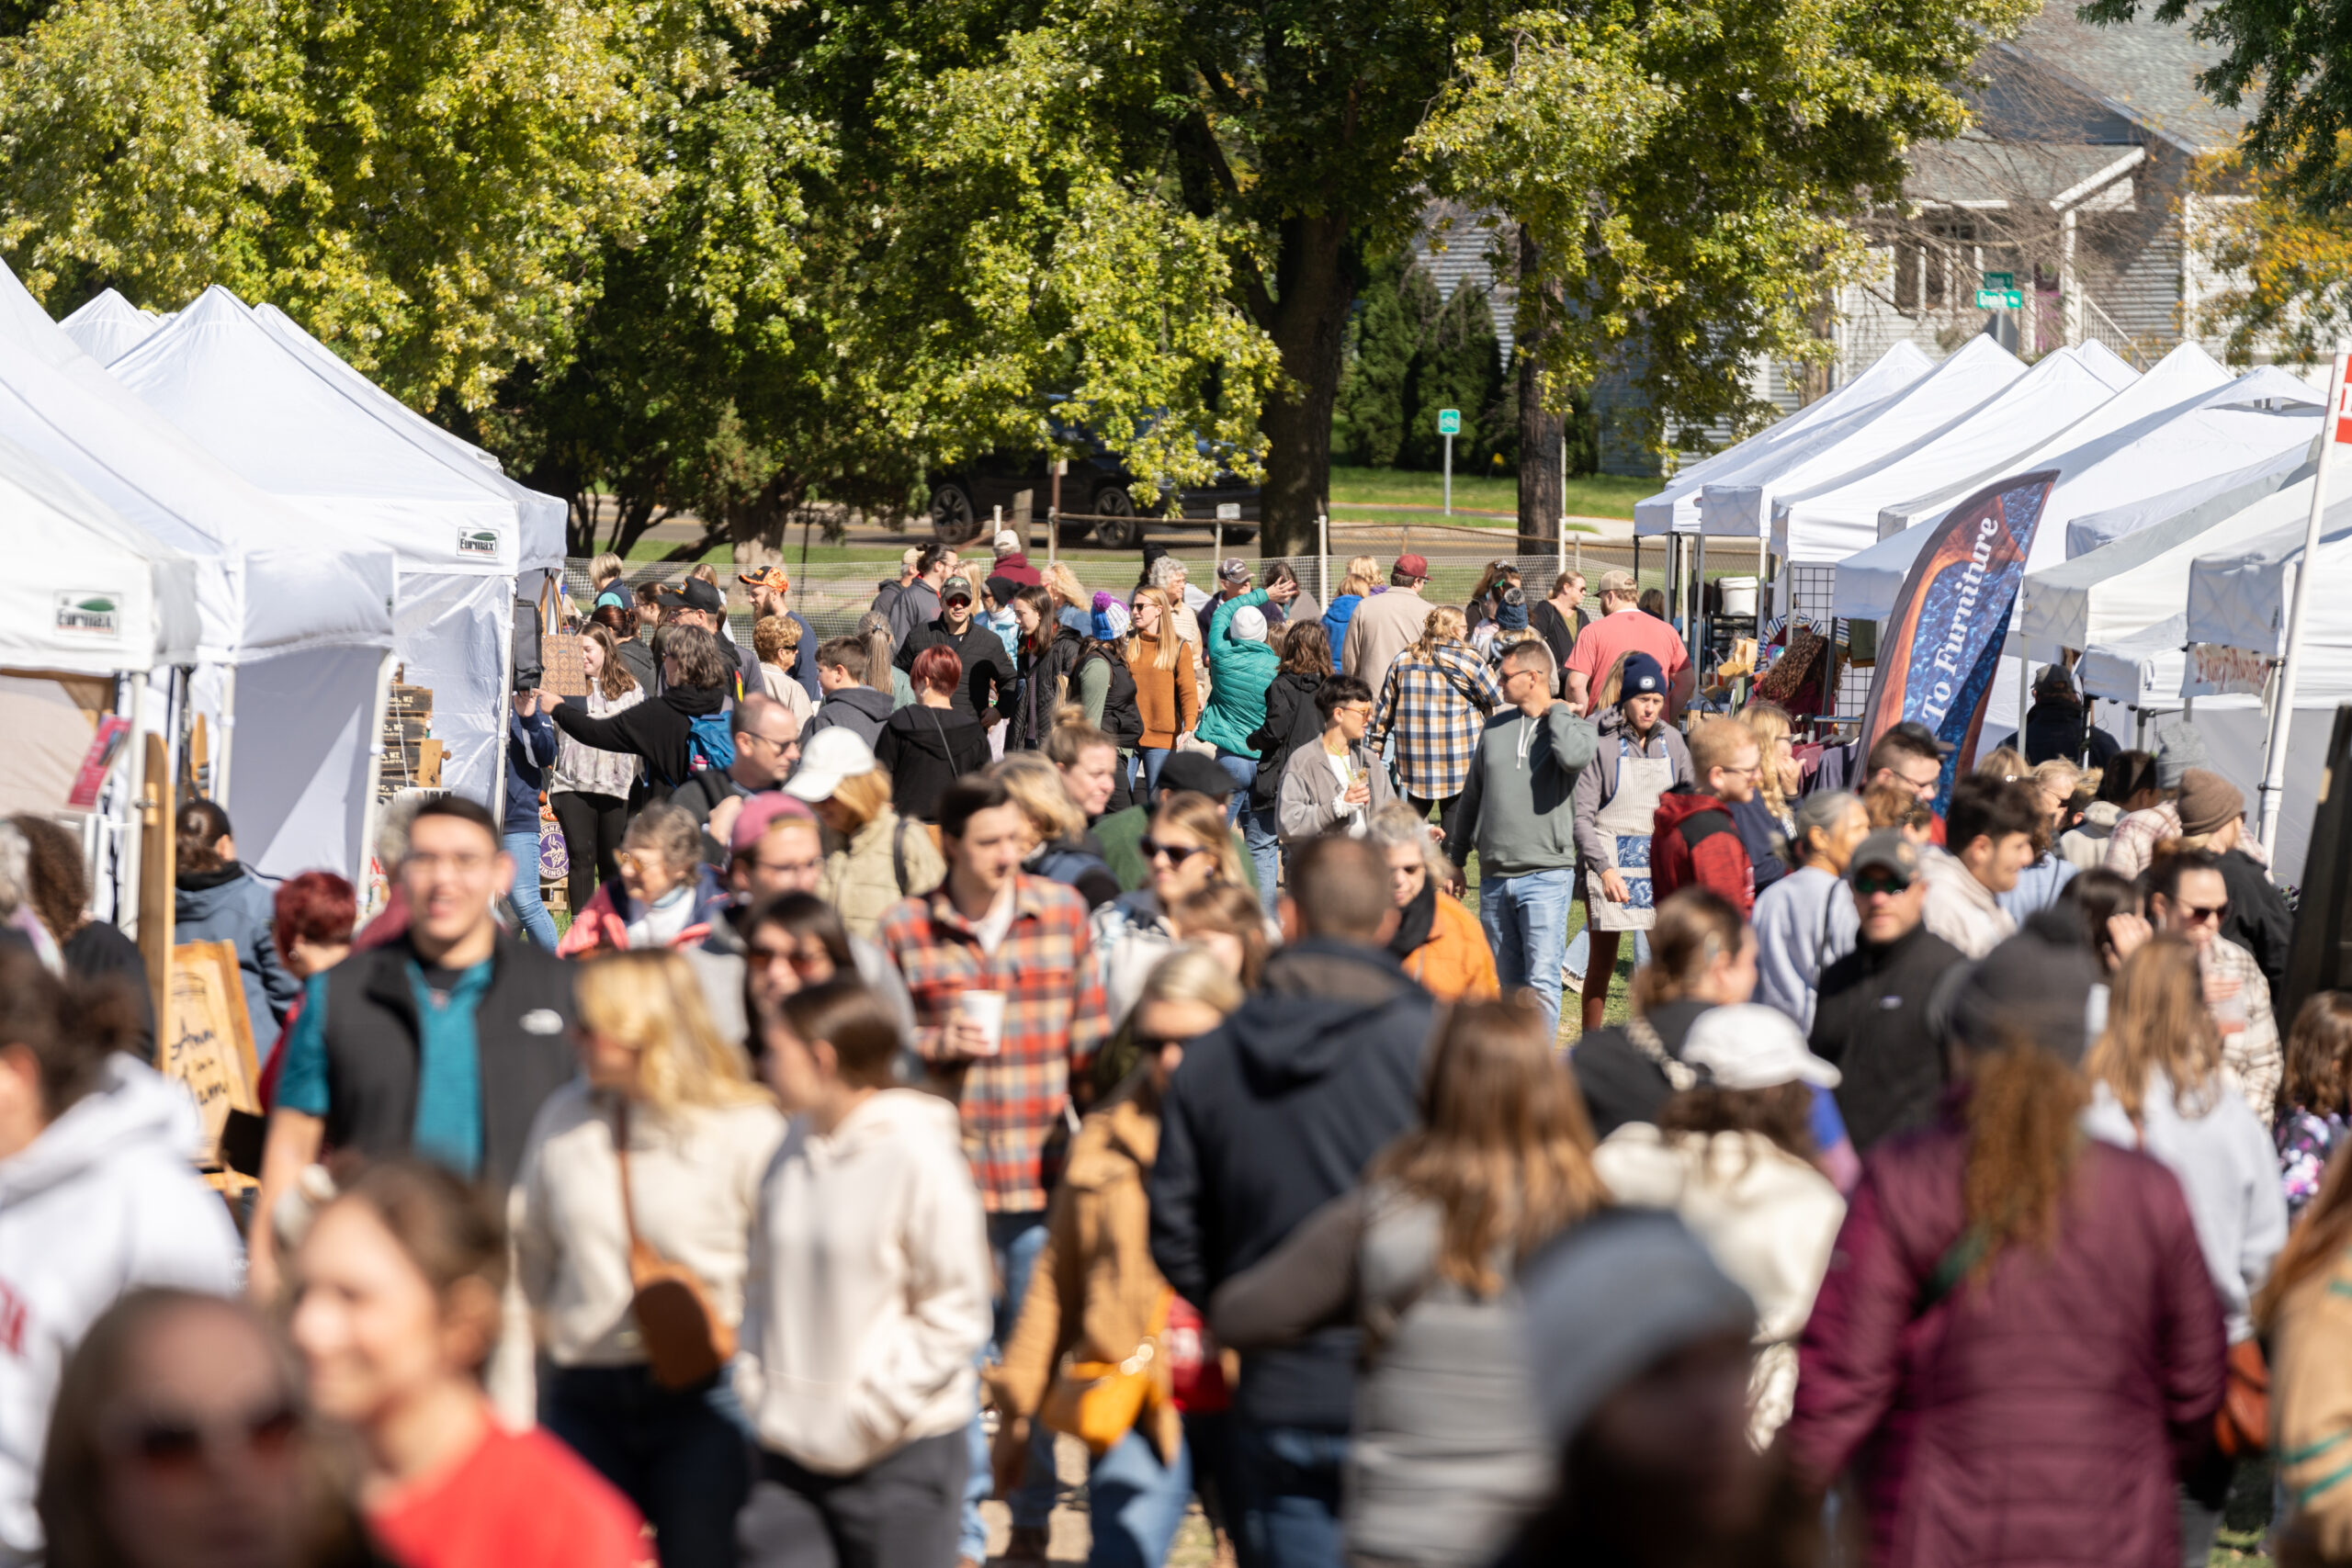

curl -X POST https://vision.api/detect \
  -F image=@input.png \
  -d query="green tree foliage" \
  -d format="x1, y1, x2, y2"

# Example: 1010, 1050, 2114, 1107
1335, 253, 1435, 469
1402, 282, 1511, 473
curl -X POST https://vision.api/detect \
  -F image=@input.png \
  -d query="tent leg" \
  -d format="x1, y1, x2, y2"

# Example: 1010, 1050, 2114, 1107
213, 665, 236, 807
1756, 534, 1769, 640
355, 650, 399, 908
121, 677, 145, 942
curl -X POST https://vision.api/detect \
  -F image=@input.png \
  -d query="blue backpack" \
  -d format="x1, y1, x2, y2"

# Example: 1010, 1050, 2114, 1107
686, 713, 735, 775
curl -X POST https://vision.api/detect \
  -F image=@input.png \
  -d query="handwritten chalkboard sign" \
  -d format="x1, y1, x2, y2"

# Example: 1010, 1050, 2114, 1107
161, 941, 261, 1170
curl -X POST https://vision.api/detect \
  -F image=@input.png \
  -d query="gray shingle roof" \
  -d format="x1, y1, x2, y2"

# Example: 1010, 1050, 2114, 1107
2002, 3, 2247, 153
1904, 137, 2144, 206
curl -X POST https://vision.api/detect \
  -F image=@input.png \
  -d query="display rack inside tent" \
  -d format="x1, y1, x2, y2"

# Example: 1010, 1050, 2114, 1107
377, 669, 441, 798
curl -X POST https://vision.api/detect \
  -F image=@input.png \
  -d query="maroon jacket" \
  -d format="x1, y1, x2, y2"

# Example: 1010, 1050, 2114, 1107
1784, 1113, 2224, 1568
1650, 786, 1753, 918
991, 552, 1044, 587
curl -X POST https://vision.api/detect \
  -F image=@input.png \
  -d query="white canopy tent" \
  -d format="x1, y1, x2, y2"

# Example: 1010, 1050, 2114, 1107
2185, 508, 2352, 704
1632, 343, 1936, 537
59, 289, 163, 367
2076, 631, 2184, 708
112, 288, 538, 807
1697, 335, 2027, 547
1832, 361, 2324, 626
0, 432, 203, 920
1767, 343, 2137, 567
249, 303, 568, 574
0, 264, 397, 885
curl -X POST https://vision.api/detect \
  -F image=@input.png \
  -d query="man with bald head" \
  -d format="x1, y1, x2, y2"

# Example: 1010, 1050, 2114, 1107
676, 693, 803, 861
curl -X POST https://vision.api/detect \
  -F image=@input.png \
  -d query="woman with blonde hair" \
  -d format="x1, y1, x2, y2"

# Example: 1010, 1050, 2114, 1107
801, 730, 944, 940
992, 945, 1246, 1568
752, 615, 812, 726
1127, 585, 1200, 798
513, 950, 786, 1568
1091, 790, 1247, 1025
992, 750, 1118, 908
851, 609, 915, 708
2081, 936, 2285, 1559
1322, 554, 1383, 670
1212, 998, 1609, 1565
1731, 701, 1799, 896
548, 622, 646, 918
1368, 604, 1503, 851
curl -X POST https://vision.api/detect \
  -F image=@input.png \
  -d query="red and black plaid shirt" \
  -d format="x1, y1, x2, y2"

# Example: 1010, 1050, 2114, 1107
877, 874, 1111, 1212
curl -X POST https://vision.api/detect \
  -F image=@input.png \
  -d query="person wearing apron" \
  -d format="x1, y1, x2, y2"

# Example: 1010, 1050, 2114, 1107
1568, 651, 1693, 1033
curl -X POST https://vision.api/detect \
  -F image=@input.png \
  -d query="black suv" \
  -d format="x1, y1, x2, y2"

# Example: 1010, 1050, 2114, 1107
926, 433, 1258, 549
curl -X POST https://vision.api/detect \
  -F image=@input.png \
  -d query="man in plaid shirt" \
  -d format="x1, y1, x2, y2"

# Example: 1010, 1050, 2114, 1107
2143, 847, 2281, 1125
875, 772, 1109, 1561
1368, 608, 1504, 851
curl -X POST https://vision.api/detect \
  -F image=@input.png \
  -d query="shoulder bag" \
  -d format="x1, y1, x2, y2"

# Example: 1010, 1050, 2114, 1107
1040, 1287, 1171, 1456
614, 1101, 734, 1388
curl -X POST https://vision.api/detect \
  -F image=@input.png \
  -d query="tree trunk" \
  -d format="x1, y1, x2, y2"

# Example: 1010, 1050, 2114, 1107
1257, 215, 1356, 557
1515, 226, 1565, 558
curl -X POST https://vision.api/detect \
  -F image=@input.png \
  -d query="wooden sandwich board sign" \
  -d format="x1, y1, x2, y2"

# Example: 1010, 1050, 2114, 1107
161, 940, 261, 1188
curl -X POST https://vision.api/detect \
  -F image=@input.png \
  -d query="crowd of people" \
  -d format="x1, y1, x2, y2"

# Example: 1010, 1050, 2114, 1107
1, 532, 2349, 1568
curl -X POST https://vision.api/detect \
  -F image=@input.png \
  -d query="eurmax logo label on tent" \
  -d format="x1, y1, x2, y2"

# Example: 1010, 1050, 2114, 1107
456, 529, 503, 560
54, 592, 121, 639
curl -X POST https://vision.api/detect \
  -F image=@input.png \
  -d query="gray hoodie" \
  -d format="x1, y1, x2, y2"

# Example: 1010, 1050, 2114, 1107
1452, 704, 1600, 879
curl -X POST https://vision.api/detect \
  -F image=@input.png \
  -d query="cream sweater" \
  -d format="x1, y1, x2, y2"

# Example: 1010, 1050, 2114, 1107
512, 1080, 786, 1367
737, 1089, 992, 1473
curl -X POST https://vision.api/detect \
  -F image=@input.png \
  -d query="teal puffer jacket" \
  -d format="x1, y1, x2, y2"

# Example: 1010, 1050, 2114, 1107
1196, 589, 1280, 757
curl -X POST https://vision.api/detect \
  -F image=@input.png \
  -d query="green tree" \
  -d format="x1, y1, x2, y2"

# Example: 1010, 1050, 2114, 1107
1334, 252, 1435, 469
1402, 281, 1510, 472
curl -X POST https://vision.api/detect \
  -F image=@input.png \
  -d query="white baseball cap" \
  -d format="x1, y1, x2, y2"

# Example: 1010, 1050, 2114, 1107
783, 726, 879, 803
993, 529, 1022, 555
1679, 1004, 1840, 1090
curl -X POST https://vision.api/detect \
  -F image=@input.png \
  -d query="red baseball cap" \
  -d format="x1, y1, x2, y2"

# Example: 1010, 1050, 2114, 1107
1396, 554, 1430, 579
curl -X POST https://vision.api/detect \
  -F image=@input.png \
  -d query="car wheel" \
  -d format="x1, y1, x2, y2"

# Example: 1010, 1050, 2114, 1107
1091, 486, 1146, 550
929, 483, 981, 544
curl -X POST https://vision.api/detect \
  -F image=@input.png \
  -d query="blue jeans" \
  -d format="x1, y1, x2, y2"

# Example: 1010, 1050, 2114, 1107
503, 829, 560, 950
1215, 750, 1281, 921
1090, 1428, 1193, 1568
542, 1363, 751, 1568
1481, 867, 1577, 1040
1227, 1421, 1348, 1568
960, 1211, 1058, 1560
1139, 747, 1170, 801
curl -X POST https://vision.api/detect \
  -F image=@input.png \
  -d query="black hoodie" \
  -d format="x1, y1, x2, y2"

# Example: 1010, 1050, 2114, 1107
548, 680, 726, 791
1148, 937, 1434, 1431
804, 683, 895, 749
876, 703, 991, 821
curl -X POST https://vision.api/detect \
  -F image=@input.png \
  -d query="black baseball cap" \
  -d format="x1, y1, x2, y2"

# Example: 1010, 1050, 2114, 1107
654, 578, 725, 615
1157, 751, 1235, 798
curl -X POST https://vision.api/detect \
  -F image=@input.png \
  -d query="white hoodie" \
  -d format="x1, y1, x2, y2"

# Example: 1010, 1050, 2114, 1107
735, 1088, 989, 1475
0, 1057, 243, 1562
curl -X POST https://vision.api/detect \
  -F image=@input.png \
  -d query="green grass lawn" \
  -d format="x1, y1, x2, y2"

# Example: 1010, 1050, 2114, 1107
1328, 464, 1652, 522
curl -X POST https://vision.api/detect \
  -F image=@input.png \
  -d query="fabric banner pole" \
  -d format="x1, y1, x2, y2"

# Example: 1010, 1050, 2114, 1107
355, 649, 398, 898
2260, 346, 2352, 854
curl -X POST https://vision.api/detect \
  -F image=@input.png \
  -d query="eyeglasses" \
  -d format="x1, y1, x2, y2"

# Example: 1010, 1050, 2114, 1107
1852, 874, 1910, 897
102, 1401, 300, 1473
1133, 1032, 1193, 1055
1142, 838, 1204, 865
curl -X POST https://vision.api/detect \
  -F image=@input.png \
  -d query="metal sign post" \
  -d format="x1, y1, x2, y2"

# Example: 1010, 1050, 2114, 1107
2259, 346, 2352, 852
1046, 460, 1066, 568
1438, 408, 1461, 515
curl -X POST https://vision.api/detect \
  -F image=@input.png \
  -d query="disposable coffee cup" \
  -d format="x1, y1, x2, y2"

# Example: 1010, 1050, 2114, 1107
956, 989, 1008, 1056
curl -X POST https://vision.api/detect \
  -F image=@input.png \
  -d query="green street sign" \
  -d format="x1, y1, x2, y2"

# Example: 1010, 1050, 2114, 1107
1436, 408, 1462, 435
1974, 288, 2026, 310
1982, 271, 2015, 290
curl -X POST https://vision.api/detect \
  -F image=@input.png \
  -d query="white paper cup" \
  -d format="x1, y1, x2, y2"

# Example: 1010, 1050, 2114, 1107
956, 989, 1008, 1055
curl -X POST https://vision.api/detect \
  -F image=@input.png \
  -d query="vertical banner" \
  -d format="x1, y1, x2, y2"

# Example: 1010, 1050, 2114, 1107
1859, 469, 2059, 809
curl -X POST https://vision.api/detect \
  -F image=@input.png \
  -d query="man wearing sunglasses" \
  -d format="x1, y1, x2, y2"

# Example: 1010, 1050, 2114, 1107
1809, 829, 1965, 1152
2133, 845, 2281, 1121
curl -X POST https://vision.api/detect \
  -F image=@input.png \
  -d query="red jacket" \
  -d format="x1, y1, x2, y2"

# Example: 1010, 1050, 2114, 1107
992, 552, 1044, 587
1783, 1111, 2224, 1568
1649, 787, 1753, 917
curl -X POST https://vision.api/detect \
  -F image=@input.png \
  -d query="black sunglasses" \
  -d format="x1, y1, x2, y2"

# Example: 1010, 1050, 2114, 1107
1852, 873, 1909, 897
104, 1402, 300, 1472
1142, 838, 1204, 865
1134, 1032, 1193, 1054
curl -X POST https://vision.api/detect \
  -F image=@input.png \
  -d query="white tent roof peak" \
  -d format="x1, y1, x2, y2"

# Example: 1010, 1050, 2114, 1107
110, 287, 527, 574
58, 288, 162, 366
0, 428, 199, 674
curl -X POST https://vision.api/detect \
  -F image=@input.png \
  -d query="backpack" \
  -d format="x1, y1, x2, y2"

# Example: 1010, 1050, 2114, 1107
686, 713, 735, 774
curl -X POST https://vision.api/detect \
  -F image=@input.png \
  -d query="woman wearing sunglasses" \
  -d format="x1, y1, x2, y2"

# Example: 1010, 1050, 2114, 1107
0, 946, 241, 1567
39, 1290, 367, 1568
289, 1160, 644, 1568
511, 951, 785, 1568
1089, 792, 1247, 1029
989, 947, 1246, 1568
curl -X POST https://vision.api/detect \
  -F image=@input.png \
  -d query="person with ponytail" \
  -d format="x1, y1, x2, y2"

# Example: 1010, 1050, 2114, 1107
172, 798, 301, 1052
0, 946, 243, 1563
1783, 922, 2227, 1568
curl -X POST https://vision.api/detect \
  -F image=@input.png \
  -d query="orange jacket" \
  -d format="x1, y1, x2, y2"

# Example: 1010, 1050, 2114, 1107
1400, 890, 1499, 1002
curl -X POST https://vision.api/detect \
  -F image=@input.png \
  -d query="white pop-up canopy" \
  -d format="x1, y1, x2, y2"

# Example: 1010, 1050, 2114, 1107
1833, 360, 2324, 625
1632, 343, 1936, 537
1767, 343, 2138, 565
112, 288, 537, 805
1, 434, 200, 675
249, 303, 568, 574
1697, 335, 2027, 544
2185, 506, 2352, 696
59, 289, 162, 367
2023, 437, 2326, 656
2077, 631, 2185, 708
0, 262, 397, 883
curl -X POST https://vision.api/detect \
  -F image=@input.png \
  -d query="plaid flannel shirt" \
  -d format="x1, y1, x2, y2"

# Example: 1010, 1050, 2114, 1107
876, 874, 1111, 1212
2107, 800, 2271, 878
1370, 644, 1505, 799
2205, 935, 2281, 1127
